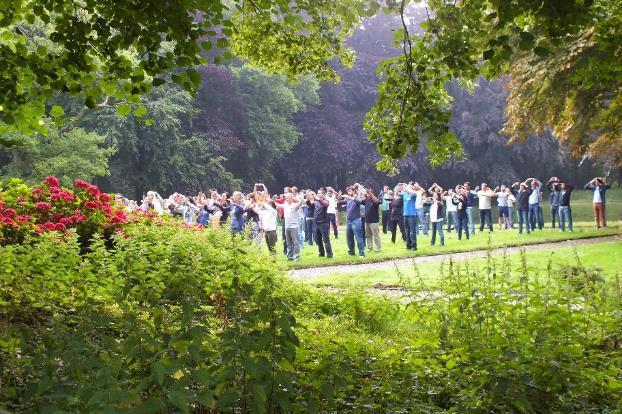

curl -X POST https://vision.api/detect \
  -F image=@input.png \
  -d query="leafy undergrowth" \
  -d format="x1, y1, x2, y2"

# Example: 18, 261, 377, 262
287, 251, 622, 413
1, 222, 621, 413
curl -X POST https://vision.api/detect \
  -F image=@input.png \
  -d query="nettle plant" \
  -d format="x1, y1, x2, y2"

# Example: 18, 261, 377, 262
0, 176, 129, 246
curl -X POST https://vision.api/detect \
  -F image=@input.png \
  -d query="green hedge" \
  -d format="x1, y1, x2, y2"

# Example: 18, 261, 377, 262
0, 225, 297, 413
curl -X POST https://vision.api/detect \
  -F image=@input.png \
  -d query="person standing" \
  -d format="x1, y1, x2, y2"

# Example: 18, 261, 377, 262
304, 191, 316, 246
429, 192, 445, 246
526, 178, 543, 232
402, 183, 419, 251
584, 177, 610, 228
380, 186, 392, 234
444, 188, 458, 232
506, 187, 516, 229
230, 191, 246, 234
312, 189, 333, 259
476, 183, 495, 232
463, 182, 477, 235
389, 187, 406, 244
413, 183, 428, 236
547, 177, 562, 229
493, 185, 510, 230
341, 186, 366, 257
453, 190, 469, 240
258, 200, 278, 254
282, 193, 303, 261
363, 188, 382, 252
513, 181, 532, 234
326, 187, 339, 238
559, 181, 574, 232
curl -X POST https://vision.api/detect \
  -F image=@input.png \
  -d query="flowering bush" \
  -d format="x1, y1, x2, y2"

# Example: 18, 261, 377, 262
0, 176, 130, 246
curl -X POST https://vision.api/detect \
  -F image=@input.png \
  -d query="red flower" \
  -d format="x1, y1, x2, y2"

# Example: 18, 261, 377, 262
31, 188, 44, 197
84, 200, 102, 209
87, 185, 100, 197
35, 202, 52, 211
44, 176, 60, 187
54, 223, 66, 231
17, 215, 32, 223
99, 193, 110, 202
74, 179, 90, 189
59, 217, 73, 225
2, 208, 16, 217
16, 197, 26, 203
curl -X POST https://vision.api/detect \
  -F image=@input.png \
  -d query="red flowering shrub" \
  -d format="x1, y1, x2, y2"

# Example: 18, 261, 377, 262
0, 177, 133, 246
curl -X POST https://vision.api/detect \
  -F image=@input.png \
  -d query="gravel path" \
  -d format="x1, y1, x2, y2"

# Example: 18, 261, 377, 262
288, 235, 621, 281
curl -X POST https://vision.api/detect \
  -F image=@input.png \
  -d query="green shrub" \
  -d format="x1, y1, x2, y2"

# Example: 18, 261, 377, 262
0, 224, 297, 413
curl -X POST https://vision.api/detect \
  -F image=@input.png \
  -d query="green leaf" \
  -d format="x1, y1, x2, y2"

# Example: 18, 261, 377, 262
50, 105, 64, 117
483, 49, 495, 60
134, 105, 148, 118
117, 104, 131, 116
151, 361, 165, 385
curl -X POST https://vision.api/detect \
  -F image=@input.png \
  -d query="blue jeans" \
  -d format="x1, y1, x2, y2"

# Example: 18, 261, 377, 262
518, 210, 530, 234
537, 205, 544, 230
479, 209, 493, 232
415, 208, 428, 235
507, 206, 514, 228
297, 216, 305, 250
466, 207, 475, 235
327, 213, 338, 238
404, 215, 417, 249
550, 205, 560, 228
446, 210, 457, 231
431, 221, 444, 246
346, 218, 365, 256
456, 216, 469, 240
559, 206, 572, 231
528, 204, 539, 232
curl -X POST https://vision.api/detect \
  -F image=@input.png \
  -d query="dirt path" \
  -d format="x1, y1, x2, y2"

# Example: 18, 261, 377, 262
288, 235, 621, 281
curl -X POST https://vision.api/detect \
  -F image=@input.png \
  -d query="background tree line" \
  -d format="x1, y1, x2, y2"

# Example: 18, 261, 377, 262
0, 12, 607, 198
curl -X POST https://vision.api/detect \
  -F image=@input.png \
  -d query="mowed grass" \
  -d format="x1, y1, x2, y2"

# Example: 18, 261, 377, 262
305, 240, 622, 290
278, 188, 622, 269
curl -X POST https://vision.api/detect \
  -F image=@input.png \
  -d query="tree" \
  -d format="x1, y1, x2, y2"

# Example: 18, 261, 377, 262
365, 0, 622, 170
0, 125, 113, 186
0, 0, 376, 136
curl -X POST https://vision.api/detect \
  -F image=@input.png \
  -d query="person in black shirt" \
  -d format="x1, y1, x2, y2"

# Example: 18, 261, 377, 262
311, 189, 333, 259
512, 181, 533, 234
558, 182, 574, 232
304, 191, 316, 245
389, 188, 406, 243
363, 188, 382, 252
453, 190, 469, 240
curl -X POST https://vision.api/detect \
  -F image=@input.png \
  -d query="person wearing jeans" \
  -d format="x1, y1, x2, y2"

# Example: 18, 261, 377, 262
525, 178, 542, 232
584, 177, 610, 228
464, 182, 477, 235
341, 186, 365, 257
476, 183, 495, 232
304, 192, 316, 245
558, 182, 574, 232
413, 184, 428, 236
282, 193, 303, 261
389, 188, 405, 243
380, 186, 392, 234
402, 183, 418, 250
547, 177, 562, 228
444, 189, 458, 232
429, 193, 445, 246
513, 181, 532, 234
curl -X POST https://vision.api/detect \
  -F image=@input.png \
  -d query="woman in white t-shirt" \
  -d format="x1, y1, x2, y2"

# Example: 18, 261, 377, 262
258, 201, 278, 253
429, 192, 445, 246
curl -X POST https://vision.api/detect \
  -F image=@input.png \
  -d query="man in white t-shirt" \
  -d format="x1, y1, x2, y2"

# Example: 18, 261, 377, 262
326, 187, 339, 238
494, 185, 510, 230
282, 193, 303, 261
476, 183, 495, 232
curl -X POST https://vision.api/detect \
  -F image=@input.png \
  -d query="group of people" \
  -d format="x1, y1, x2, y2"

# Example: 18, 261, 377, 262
114, 176, 611, 261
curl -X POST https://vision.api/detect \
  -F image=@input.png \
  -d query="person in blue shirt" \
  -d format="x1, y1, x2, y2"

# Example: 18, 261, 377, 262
401, 183, 419, 250
229, 191, 246, 234
339, 185, 366, 257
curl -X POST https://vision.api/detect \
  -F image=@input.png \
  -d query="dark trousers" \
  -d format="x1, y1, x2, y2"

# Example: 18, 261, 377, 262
281, 222, 287, 254
528, 204, 539, 232
327, 213, 338, 237
479, 209, 493, 231
264, 230, 277, 253
390, 216, 405, 243
456, 216, 469, 240
315, 222, 333, 258
550, 205, 559, 228
305, 218, 316, 245
381, 210, 390, 233
404, 215, 417, 249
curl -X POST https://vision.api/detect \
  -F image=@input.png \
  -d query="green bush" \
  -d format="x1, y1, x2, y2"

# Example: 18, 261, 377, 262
0, 224, 297, 413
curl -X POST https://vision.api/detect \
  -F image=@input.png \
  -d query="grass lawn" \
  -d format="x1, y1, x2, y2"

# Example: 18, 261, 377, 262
304, 239, 622, 290
278, 221, 621, 268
